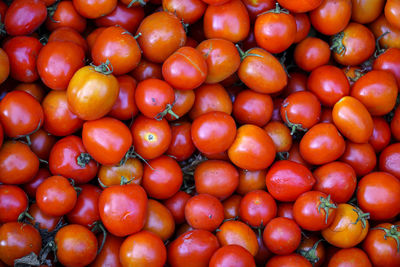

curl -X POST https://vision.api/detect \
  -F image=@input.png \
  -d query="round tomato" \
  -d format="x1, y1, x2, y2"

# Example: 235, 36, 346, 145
340, 141, 377, 177
27, 203, 61, 232
72, 0, 117, 19
266, 254, 312, 267
294, 38, 331, 72
327, 247, 372, 267
209, 245, 256, 267
163, 191, 191, 225
379, 142, 400, 179
143, 199, 175, 241
45, 0, 87, 32
239, 190, 277, 228
0, 185, 28, 223
108, 75, 139, 121
263, 217, 301, 255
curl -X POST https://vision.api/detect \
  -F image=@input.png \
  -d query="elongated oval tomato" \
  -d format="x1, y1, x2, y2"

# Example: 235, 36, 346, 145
82, 117, 132, 166
277, 0, 322, 13
72, 0, 117, 19
332, 96, 373, 143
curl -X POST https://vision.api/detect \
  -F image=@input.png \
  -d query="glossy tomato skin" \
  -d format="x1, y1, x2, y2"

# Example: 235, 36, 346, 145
72, 0, 117, 19
373, 48, 400, 87
266, 253, 312, 267
27, 203, 61, 232
45, 0, 87, 33
0, 185, 28, 223
120, 230, 166, 267
223, 194, 242, 219
98, 184, 147, 237
0, 222, 42, 266
239, 190, 277, 228
4, 0, 47, 36
108, 75, 138, 121
0, 48, 9, 85
266, 160, 316, 202
297, 235, 325, 267
327, 247, 372, 267
14, 82, 46, 102
351, 0, 385, 24
340, 141, 377, 177
42, 90, 84, 136
277, 0, 322, 13
357, 172, 400, 220
228, 124, 276, 171
82, 117, 132, 166
293, 191, 337, 231
37, 41, 85, 90
55, 224, 98, 267
22, 168, 51, 198
209, 245, 256, 267
136, 11, 186, 63
163, 191, 191, 224
191, 111, 237, 155
362, 223, 400, 267
166, 90, 195, 121
143, 199, 175, 241
142, 155, 182, 199
98, 157, 143, 187
379, 143, 400, 179
0, 90, 43, 138
0, 141, 39, 185
36, 175, 77, 216
332, 96, 373, 143
168, 229, 220, 267
3, 36, 42, 82
47, 26, 88, 53
263, 217, 301, 255
67, 65, 119, 121
313, 161, 356, 203
392, 107, 400, 140
369, 116, 391, 153
90, 234, 123, 267
293, 13, 311, 43
294, 37, 330, 72
131, 115, 171, 160
131, 59, 163, 81
370, 14, 400, 50
163, 0, 206, 24
166, 121, 195, 161
238, 48, 287, 94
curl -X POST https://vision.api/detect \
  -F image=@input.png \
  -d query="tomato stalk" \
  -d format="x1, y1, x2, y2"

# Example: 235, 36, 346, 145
330, 31, 345, 56
155, 103, 179, 121
47, 1, 60, 23
283, 110, 307, 135
318, 195, 337, 224
259, 2, 289, 15
374, 31, 390, 58
120, 146, 154, 170
90, 221, 107, 255
235, 44, 264, 61
370, 225, 400, 252
91, 59, 114, 75
77, 152, 94, 168
127, 0, 147, 8
352, 207, 370, 228
298, 239, 324, 266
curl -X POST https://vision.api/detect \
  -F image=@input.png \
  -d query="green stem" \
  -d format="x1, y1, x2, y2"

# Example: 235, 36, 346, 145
318, 195, 336, 224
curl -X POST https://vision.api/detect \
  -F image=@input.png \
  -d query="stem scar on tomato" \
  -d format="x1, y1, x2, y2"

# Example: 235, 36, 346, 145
317, 195, 337, 224
330, 31, 345, 56
370, 225, 400, 252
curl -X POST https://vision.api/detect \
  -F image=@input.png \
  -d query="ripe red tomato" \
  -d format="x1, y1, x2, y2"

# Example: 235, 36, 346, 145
379, 142, 400, 180
45, 0, 87, 33
72, 0, 117, 19
163, 0, 206, 24
369, 116, 391, 153
239, 190, 277, 228
277, 0, 322, 13
373, 48, 400, 87
340, 141, 377, 177
0, 185, 28, 223
370, 14, 400, 50
108, 75, 139, 121
90, 234, 123, 267
263, 217, 301, 255
166, 121, 196, 161
143, 199, 175, 241
47, 26, 88, 53
297, 235, 325, 267
27, 203, 61, 232
294, 38, 331, 72
266, 254, 312, 267
209, 245, 256, 267
351, 0, 385, 24
0, 48, 9, 85
264, 121, 292, 152
222, 194, 242, 219
327, 247, 372, 267
98, 183, 147, 237
98, 157, 143, 187
164, 191, 191, 224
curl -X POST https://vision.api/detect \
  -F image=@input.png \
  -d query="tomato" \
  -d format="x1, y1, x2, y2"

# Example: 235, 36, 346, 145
293, 13, 311, 43
0, 48, 9, 85
82, 117, 132, 166
66, 184, 101, 227
4, 0, 47, 36
362, 223, 400, 267
294, 38, 330, 72
67, 65, 119, 120
239, 190, 277, 228
98, 157, 143, 188
134, 78, 175, 120
216, 220, 259, 256
313, 161, 356, 203
277, 0, 322, 13
55, 224, 98, 267
385, 0, 400, 30
163, 0, 206, 24
0, 222, 42, 266
108, 75, 138, 121
300, 123, 346, 165
322, 204, 369, 248
236, 169, 267, 195
233, 89, 273, 127
143, 199, 175, 241
191, 111, 236, 154
307, 65, 350, 107
332, 96, 373, 143
131, 58, 163, 82
297, 235, 325, 267
86, 27, 106, 52
277, 203, 294, 220
189, 84, 232, 120
98, 183, 147, 237
293, 191, 337, 231
95, 3, 144, 34
263, 217, 301, 255
351, 0, 385, 24
328, 247, 372, 267
392, 107, 400, 140
45, 0, 87, 33
0, 185, 28, 223
357, 172, 400, 220
373, 48, 400, 87
166, 121, 195, 161
142, 155, 182, 199
331, 23, 375, 66
195, 160, 239, 200
120, 230, 166, 267
22, 168, 51, 198
185, 194, 224, 232
131, 115, 171, 159
310, 0, 351, 35
14, 82, 45, 103
340, 141, 377, 177
47, 26, 88, 53
0, 141, 39, 185
370, 14, 400, 49
203, 0, 250, 43
3, 36, 42, 82
281, 91, 321, 133
209, 245, 256, 267
266, 160, 315, 202
36, 175, 77, 216
238, 48, 287, 94
162, 46, 207, 91
222, 194, 242, 219
168, 229, 220, 267
266, 254, 312, 267
90, 234, 123, 267
72, 0, 117, 19
27, 202, 61, 232
163, 191, 191, 224
281, 71, 308, 98
242, 0, 275, 21
136, 11, 186, 63
196, 38, 241, 84
0, 90, 43, 138
48, 136, 97, 184
379, 143, 400, 179
254, 4, 296, 54
369, 116, 391, 152
92, 26, 141, 75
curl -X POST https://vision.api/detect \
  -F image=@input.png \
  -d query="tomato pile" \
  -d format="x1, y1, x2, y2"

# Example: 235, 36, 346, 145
0, 0, 400, 266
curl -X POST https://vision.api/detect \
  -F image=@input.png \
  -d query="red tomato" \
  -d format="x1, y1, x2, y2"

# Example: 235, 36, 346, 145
263, 217, 301, 255
392, 107, 400, 140
131, 58, 163, 82
379, 142, 400, 180
310, 0, 352, 35
373, 48, 400, 87
239, 190, 277, 228
98, 157, 143, 187
47, 26, 88, 53
370, 14, 400, 50
45, 0, 87, 33
369, 116, 391, 153
90, 234, 123, 267
294, 13, 311, 43
163, 191, 191, 224
266, 254, 312, 267
72, 0, 117, 19
163, 0, 206, 24
264, 121, 292, 152
27, 203, 61, 232
22, 168, 51, 198
0, 185, 28, 223
340, 141, 377, 177
222, 194, 242, 219
277, 0, 322, 13
108, 75, 139, 121
236, 169, 267, 195
0, 48, 9, 85
294, 38, 331, 72
266, 160, 315, 202
209, 245, 256, 267
351, 0, 385, 24
166, 121, 195, 161
143, 199, 175, 241
328, 247, 372, 267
